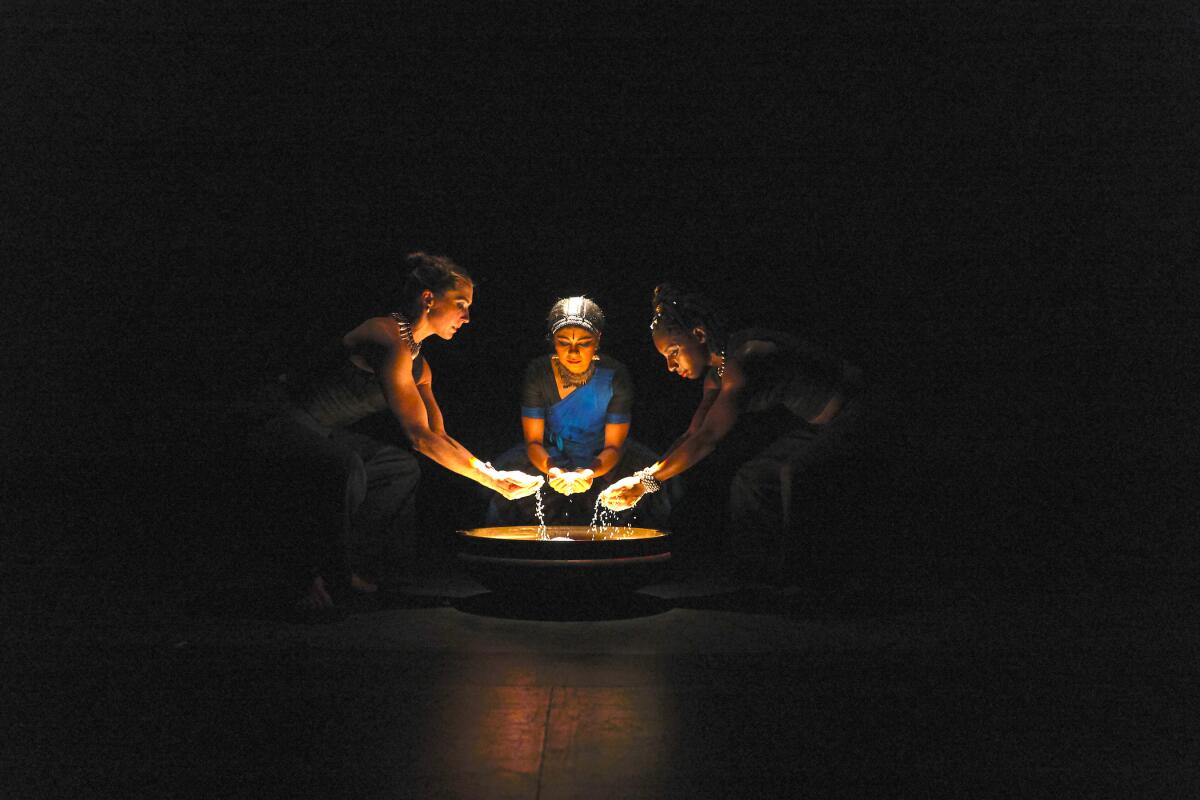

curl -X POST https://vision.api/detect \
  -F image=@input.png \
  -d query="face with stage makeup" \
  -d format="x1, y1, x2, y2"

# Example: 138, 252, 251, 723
652, 323, 712, 380
546, 296, 605, 375
552, 325, 599, 374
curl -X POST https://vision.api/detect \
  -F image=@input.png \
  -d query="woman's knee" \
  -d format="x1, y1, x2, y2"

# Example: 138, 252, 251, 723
369, 446, 422, 493
730, 460, 782, 506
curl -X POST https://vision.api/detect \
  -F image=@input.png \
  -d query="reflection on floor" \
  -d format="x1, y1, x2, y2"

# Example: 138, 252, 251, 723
3, 565, 1196, 799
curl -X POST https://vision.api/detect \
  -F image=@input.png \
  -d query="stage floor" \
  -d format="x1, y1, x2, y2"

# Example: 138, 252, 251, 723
2, 562, 1196, 799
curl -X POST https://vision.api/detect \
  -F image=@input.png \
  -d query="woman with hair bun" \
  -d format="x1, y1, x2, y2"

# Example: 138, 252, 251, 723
600, 283, 869, 579
485, 295, 672, 528
252, 252, 543, 610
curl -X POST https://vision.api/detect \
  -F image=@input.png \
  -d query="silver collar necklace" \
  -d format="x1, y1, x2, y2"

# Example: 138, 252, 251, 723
714, 351, 727, 378
389, 312, 421, 357
554, 356, 596, 388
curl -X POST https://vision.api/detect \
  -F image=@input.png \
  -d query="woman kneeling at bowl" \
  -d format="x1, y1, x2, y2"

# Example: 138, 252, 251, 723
486, 296, 673, 529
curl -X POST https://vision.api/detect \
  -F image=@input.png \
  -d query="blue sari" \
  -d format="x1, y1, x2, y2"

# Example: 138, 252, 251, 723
522, 365, 629, 468
486, 358, 671, 527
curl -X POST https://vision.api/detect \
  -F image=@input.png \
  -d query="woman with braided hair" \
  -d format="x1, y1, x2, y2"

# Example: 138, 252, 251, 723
485, 295, 673, 528
251, 252, 543, 610
600, 283, 869, 579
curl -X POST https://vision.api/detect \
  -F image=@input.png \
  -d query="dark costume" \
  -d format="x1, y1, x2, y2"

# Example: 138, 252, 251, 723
249, 332, 422, 589
691, 328, 871, 574
486, 354, 672, 527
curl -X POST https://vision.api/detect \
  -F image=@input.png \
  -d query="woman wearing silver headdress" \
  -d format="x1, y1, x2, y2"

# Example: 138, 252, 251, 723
485, 295, 672, 527
252, 253, 542, 610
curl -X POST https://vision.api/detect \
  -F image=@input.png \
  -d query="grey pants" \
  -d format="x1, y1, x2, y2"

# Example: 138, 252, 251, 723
250, 408, 421, 586
727, 398, 876, 569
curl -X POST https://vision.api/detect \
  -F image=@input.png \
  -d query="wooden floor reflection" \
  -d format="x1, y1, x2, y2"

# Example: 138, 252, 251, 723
4, 573, 1196, 798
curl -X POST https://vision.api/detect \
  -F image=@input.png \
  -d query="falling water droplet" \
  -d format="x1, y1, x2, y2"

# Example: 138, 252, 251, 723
590, 494, 618, 539
534, 487, 547, 540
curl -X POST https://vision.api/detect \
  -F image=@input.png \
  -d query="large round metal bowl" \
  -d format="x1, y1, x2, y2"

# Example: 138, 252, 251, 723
457, 525, 671, 596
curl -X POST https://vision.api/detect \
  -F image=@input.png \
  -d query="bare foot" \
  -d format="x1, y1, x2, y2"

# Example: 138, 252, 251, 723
297, 575, 334, 610
350, 572, 378, 593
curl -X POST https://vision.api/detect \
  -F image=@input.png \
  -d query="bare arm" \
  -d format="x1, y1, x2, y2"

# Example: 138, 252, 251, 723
600, 359, 746, 510
587, 421, 628, 478
524, 415, 627, 495
523, 416, 554, 474
659, 371, 722, 462
649, 371, 742, 482
648, 341, 783, 480
345, 318, 539, 497
416, 365, 480, 454
418, 374, 446, 435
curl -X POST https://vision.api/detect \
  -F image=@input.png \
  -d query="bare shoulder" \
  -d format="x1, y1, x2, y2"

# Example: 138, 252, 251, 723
732, 339, 778, 359
344, 316, 403, 348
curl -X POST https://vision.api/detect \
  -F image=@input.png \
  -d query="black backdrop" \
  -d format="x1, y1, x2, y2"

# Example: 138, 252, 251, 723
4, 2, 1194, 582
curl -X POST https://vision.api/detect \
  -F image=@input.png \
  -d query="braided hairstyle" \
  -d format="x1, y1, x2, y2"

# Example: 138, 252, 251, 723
650, 283, 729, 356
398, 252, 473, 319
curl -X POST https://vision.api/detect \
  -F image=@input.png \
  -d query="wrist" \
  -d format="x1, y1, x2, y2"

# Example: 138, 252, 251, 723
470, 458, 497, 481
635, 467, 662, 494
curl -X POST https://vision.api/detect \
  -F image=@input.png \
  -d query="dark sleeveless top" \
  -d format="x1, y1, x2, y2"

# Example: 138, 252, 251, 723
725, 328, 863, 421
284, 337, 425, 429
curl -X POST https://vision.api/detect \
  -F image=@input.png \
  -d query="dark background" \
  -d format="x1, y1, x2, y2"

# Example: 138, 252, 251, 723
3, 2, 1195, 590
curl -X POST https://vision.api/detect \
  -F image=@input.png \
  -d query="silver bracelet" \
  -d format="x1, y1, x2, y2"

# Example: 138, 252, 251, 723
636, 468, 662, 494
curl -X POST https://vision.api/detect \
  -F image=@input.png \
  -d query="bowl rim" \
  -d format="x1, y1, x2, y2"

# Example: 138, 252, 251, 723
457, 524, 672, 542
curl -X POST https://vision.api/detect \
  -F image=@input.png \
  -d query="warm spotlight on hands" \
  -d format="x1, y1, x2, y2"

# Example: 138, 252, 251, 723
547, 467, 595, 496
474, 459, 544, 500
493, 470, 544, 500
598, 475, 645, 510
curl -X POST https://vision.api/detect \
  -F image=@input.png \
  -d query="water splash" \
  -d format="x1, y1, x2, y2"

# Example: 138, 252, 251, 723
589, 494, 619, 539
534, 487, 548, 540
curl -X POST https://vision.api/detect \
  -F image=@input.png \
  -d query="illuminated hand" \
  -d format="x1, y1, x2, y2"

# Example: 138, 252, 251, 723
492, 469, 544, 500
547, 467, 595, 496
475, 460, 543, 500
598, 475, 645, 510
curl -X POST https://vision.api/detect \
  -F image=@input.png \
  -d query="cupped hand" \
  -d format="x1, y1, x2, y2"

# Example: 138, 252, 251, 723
492, 470, 544, 500
568, 469, 595, 494
547, 467, 594, 495
598, 475, 645, 510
